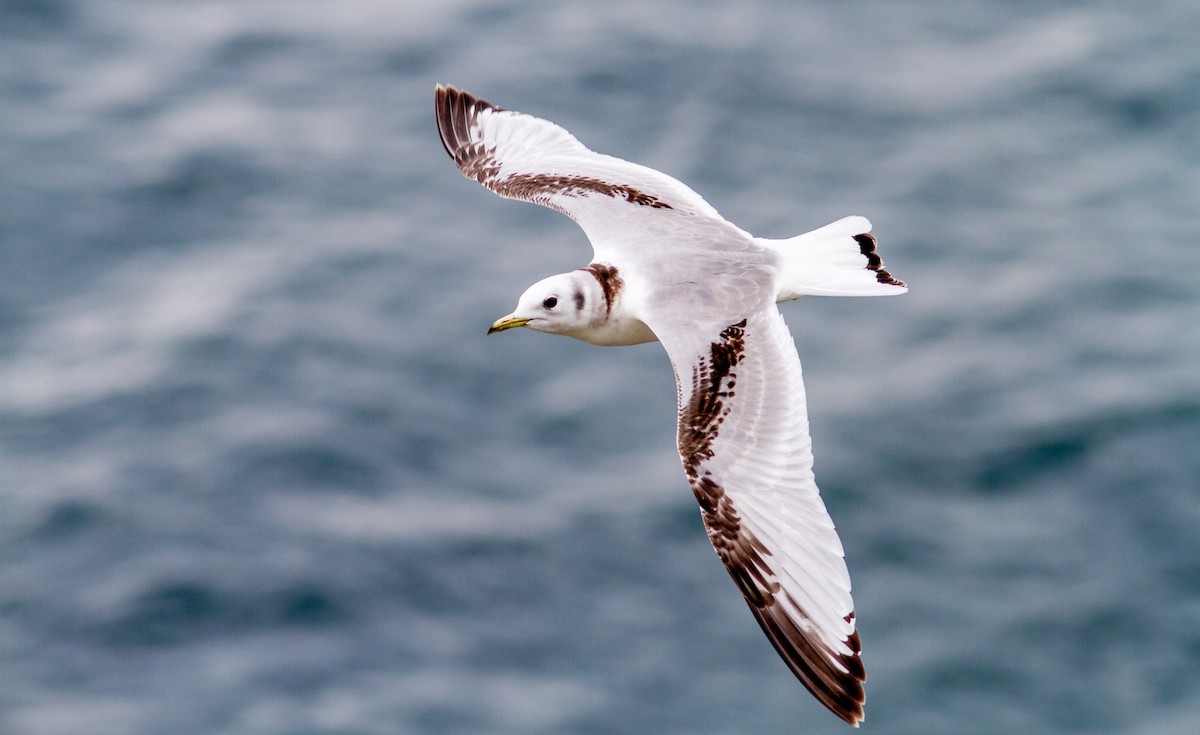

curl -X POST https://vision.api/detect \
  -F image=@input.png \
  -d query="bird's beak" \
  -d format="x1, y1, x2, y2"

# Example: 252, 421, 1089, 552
488, 313, 530, 334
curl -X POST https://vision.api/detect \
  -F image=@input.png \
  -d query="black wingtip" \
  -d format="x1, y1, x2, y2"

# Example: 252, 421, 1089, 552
434, 84, 505, 161
750, 600, 867, 726
852, 232, 907, 288
434, 83, 458, 159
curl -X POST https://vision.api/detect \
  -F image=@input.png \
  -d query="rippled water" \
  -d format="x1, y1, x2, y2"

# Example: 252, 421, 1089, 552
3, 1, 1199, 733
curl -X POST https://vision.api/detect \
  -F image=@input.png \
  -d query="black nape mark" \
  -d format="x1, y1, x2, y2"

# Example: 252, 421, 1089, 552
581, 263, 623, 314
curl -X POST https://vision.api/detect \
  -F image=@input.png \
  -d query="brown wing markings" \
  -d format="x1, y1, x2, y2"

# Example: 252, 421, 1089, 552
435, 84, 672, 210
676, 317, 866, 726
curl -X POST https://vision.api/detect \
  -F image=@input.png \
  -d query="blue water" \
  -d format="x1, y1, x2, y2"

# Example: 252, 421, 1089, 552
3, 1, 1199, 733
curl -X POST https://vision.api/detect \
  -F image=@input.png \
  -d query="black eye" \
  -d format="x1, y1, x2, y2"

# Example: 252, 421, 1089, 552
542, 296, 558, 309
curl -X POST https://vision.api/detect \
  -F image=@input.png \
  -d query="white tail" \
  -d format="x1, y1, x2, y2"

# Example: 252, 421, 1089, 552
758, 216, 908, 301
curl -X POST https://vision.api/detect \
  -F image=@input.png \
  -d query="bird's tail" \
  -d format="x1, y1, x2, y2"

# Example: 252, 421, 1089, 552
758, 216, 907, 301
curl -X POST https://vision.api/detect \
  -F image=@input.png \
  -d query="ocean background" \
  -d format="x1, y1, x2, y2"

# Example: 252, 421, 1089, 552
3, 1, 1199, 733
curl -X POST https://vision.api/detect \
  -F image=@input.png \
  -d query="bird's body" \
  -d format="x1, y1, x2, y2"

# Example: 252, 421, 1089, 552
436, 84, 906, 726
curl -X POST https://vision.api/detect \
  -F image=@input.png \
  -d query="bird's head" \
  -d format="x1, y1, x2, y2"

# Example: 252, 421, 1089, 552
488, 271, 602, 338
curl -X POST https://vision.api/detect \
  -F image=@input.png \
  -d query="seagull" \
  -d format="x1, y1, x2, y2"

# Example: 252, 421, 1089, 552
435, 84, 906, 726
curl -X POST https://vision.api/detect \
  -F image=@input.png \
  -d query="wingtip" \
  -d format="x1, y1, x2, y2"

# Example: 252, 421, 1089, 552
434, 84, 506, 162
434, 83, 455, 109
760, 600, 867, 726
434, 84, 456, 159
852, 232, 908, 289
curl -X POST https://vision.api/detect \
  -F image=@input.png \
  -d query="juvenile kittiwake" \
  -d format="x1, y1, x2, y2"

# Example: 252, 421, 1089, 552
435, 84, 906, 726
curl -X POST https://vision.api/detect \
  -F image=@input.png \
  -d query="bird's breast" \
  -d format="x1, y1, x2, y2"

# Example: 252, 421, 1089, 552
575, 315, 658, 346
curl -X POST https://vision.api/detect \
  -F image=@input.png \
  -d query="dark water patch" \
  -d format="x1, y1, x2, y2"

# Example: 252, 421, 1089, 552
0, 0, 75, 34
433, 534, 547, 561
228, 442, 383, 493
1043, 77, 1199, 133
0, 382, 220, 457
976, 400, 1200, 494
646, 503, 706, 544
1113, 94, 1173, 130
463, 626, 567, 671
113, 149, 279, 253
527, 414, 588, 451
1012, 604, 1139, 657
977, 435, 1090, 492
378, 543, 532, 616
578, 69, 630, 96
130, 383, 222, 429
413, 704, 481, 735
1165, 559, 1200, 595
340, 400, 396, 428
391, 431, 444, 475
96, 580, 353, 647
132, 149, 272, 210
440, 547, 564, 612
463, 3, 520, 29
1068, 607, 1145, 672
1065, 274, 1195, 311
173, 333, 246, 377
1098, 400, 1200, 436
380, 43, 443, 76
269, 585, 347, 626
30, 500, 107, 541
1182, 635, 1200, 691
921, 659, 1028, 699
101, 581, 224, 646
864, 531, 946, 569
204, 32, 339, 100
274, 249, 397, 300
0, 394, 138, 451
907, 169, 1013, 210
904, 313, 963, 345
983, 299, 1059, 336
212, 32, 299, 68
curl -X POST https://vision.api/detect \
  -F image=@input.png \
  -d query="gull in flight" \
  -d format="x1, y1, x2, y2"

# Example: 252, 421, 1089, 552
435, 84, 906, 726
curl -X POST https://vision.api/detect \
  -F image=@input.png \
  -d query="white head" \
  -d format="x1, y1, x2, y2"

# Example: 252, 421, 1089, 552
488, 271, 606, 339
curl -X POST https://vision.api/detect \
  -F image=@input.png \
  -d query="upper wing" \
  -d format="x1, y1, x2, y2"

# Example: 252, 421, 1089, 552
435, 84, 752, 261
651, 306, 866, 726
